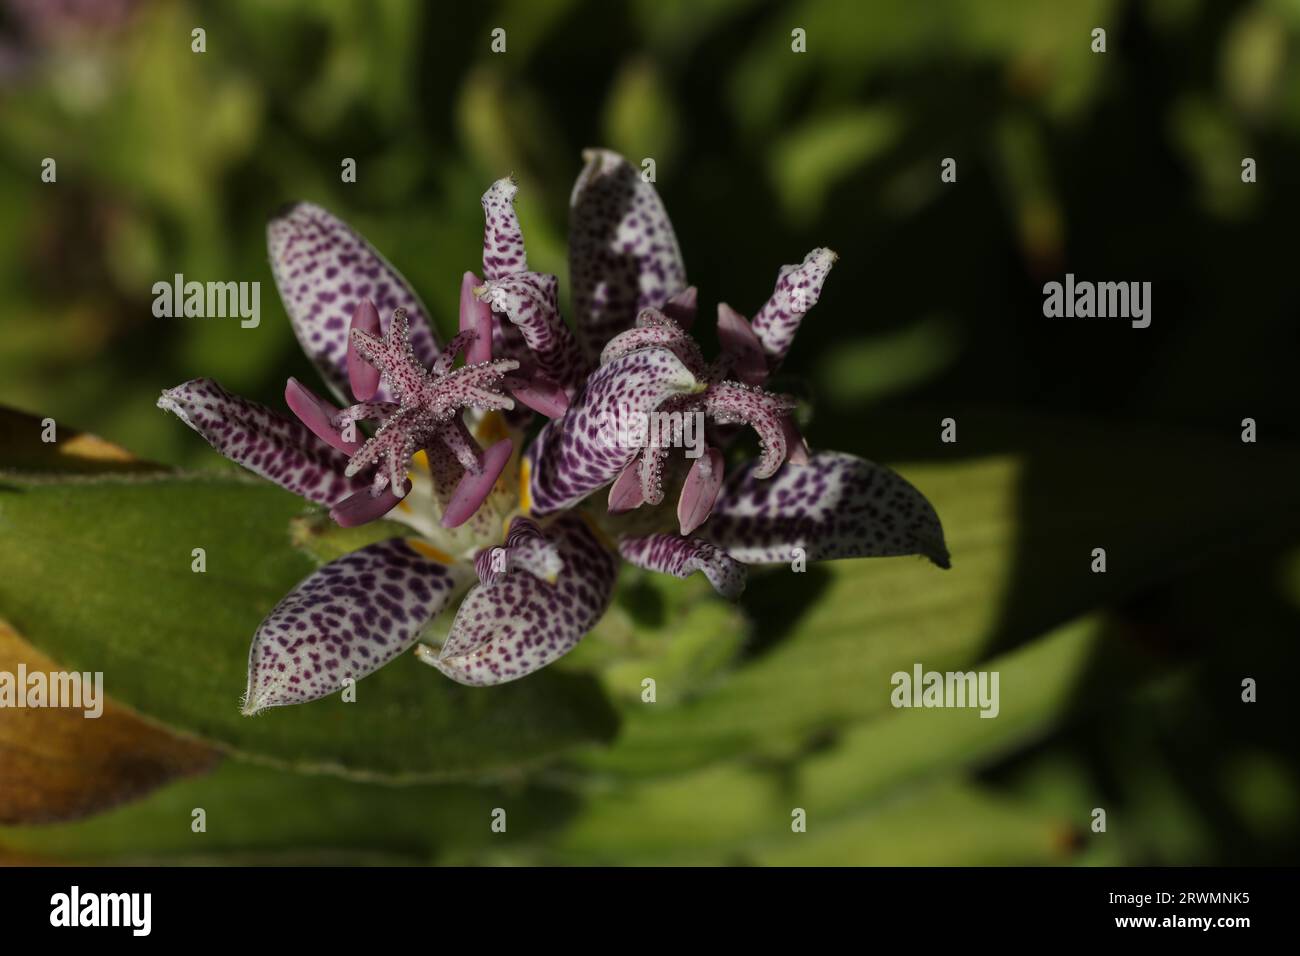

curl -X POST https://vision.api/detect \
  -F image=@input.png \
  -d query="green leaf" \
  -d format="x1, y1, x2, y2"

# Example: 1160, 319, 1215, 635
0, 757, 577, 865
529, 615, 1125, 863
563, 567, 748, 706
577, 431, 1300, 777
754, 780, 1075, 866
0, 473, 617, 783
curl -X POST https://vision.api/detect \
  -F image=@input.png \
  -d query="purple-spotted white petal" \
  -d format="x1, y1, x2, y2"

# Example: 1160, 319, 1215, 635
526, 347, 702, 514
480, 176, 528, 280
703, 381, 794, 479
477, 271, 585, 390
749, 248, 837, 368
700, 451, 950, 568
569, 149, 687, 359
242, 539, 457, 714
267, 202, 440, 404
601, 307, 706, 375
474, 516, 564, 586
619, 533, 747, 599
427, 515, 617, 686
158, 378, 367, 507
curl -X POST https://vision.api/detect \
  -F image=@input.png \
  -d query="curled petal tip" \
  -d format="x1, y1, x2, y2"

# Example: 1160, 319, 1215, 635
432, 515, 617, 685
619, 533, 746, 600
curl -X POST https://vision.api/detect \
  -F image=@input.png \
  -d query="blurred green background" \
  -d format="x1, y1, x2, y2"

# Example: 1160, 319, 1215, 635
1, 0, 1298, 865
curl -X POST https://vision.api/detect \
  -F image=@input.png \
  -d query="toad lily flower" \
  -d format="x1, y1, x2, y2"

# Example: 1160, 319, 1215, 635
157, 200, 610, 711
156, 147, 948, 710
522, 149, 950, 608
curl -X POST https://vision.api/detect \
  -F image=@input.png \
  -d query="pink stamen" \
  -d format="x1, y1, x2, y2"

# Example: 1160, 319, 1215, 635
716, 303, 768, 386
506, 373, 571, 418
607, 458, 646, 513
459, 271, 494, 365
285, 377, 363, 454
347, 299, 382, 401
441, 438, 513, 529
677, 447, 725, 535
329, 482, 408, 527
662, 285, 698, 329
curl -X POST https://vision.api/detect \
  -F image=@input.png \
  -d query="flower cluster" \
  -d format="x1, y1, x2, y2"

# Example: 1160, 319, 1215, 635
159, 149, 948, 712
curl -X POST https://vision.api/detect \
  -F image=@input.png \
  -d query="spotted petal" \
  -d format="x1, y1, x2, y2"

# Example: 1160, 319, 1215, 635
157, 378, 366, 507
569, 149, 687, 359
242, 539, 457, 714
526, 347, 701, 514
480, 176, 528, 279
700, 451, 950, 568
601, 307, 706, 375
426, 515, 617, 686
477, 271, 585, 390
703, 381, 794, 479
474, 516, 564, 586
749, 248, 836, 368
620, 533, 746, 599
267, 202, 440, 404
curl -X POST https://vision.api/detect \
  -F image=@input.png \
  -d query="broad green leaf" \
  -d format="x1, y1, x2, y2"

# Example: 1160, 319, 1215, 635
535, 778, 1072, 866
0, 757, 576, 865
564, 568, 748, 706
770, 616, 1154, 810
538, 615, 1134, 863
577, 433, 1300, 776
0, 473, 617, 782
749, 782, 1073, 867
0, 617, 1168, 865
